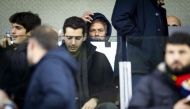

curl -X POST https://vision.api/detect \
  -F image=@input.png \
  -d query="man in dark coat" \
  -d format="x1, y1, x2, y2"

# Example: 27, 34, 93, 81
111, 0, 169, 87
24, 25, 77, 109
61, 16, 118, 109
128, 33, 190, 109
0, 11, 41, 108
0, 25, 77, 109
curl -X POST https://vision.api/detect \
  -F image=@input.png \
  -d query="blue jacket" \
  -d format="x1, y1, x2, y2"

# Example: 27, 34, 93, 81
112, 0, 168, 75
86, 13, 112, 41
24, 46, 77, 109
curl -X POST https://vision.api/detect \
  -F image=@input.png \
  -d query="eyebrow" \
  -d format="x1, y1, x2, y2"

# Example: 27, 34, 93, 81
172, 24, 178, 26
168, 24, 178, 26
12, 25, 23, 28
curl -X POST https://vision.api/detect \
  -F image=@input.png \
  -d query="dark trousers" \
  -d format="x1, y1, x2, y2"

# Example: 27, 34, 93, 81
96, 102, 118, 109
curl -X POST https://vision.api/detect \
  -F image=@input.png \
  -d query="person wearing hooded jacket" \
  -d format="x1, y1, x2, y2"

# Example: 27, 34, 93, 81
61, 16, 118, 109
82, 12, 112, 41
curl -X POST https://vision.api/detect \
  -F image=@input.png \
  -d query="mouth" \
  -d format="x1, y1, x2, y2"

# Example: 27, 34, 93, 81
172, 63, 182, 69
13, 36, 17, 40
70, 47, 77, 50
93, 37, 101, 41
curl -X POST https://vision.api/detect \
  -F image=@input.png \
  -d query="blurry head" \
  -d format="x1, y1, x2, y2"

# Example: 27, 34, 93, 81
27, 25, 58, 65
165, 33, 190, 75
62, 16, 86, 57
9, 11, 41, 44
89, 19, 107, 40
167, 16, 181, 26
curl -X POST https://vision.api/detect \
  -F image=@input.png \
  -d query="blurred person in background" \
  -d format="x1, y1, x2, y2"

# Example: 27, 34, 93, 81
167, 16, 181, 26
128, 32, 190, 109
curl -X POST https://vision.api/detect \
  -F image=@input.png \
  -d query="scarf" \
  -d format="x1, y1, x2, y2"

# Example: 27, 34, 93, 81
171, 73, 190, 97
75, 44, 89, 108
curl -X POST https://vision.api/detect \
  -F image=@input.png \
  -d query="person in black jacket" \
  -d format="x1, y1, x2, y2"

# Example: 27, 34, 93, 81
0, 11, 41, 108
112, 0, 169, 87
128, 32, 190, 109
61, 16, 118, 109
0, 25, 77, 109
82, 12, 111, 41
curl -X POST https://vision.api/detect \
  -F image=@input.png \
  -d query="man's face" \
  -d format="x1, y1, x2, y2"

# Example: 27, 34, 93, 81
89, 21, 106, 40
11, 23, 31, 44
167, 17, 181, 26
63, 27, 86, 54
165, 44, 190, 73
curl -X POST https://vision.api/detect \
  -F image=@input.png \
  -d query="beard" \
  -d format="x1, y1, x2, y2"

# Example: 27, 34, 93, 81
166, 62, 190, 76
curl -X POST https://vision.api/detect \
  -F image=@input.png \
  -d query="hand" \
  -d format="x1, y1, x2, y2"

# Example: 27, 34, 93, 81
173, 98, 190, 109
81, 11, 94, 23
0, 90, 12, 109
81, 98, 99, 109
0, 35, 11, 48
157, 0, 164, 5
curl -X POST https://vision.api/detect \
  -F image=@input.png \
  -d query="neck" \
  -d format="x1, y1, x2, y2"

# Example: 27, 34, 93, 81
32, 48, 47, 64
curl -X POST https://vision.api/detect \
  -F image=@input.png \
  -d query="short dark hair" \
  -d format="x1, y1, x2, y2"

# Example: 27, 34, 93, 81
30, 25, 58, 50
63, 16, 86, 36
9, 11, 41, 33
167, 32, 190, 47
91, 19, 107, 31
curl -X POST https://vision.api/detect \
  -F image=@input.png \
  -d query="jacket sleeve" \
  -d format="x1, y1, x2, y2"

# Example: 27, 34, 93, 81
111, 0, 142, 36
37, 60, 75, 109
128, 76, 173, 109
91, 54, 119, 103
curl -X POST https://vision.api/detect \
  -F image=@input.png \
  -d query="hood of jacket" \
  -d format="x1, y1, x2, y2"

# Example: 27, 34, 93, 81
86, 13, 112, 41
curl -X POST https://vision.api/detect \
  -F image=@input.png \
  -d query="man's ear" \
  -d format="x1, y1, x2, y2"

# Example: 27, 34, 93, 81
26, 30, 33, 37
62, 33, 65, 40
27, 39, 35, 51
83, 33, 87, 41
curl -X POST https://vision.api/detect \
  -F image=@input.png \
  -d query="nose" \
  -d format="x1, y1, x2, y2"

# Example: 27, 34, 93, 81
71, 38, 76, 45
11, 28, 16, 34
173, 52, 180, 60
95, 31, 99, 36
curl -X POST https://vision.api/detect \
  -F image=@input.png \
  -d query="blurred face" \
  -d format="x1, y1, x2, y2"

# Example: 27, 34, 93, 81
167, 17, 181, 26
89, 21, 106, 40
165, 44, 190, 73
11, 23, 31, 44
63, 27, 86, 55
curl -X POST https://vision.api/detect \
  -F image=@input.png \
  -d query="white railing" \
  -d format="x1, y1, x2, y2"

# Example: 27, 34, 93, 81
119, 62, 132, 109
